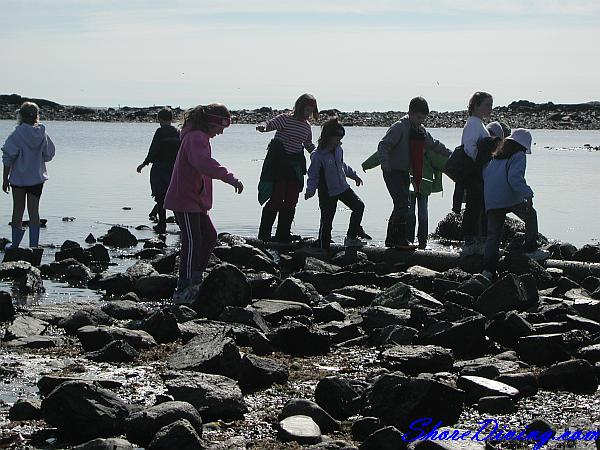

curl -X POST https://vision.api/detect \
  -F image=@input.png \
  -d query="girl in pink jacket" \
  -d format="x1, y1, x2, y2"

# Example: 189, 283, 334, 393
164, 104, 243, 304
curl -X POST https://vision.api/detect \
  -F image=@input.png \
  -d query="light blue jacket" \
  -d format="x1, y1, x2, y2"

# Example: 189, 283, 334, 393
2, 123, 55, 186
483, 151, 534, 211
306, 145, 359, 197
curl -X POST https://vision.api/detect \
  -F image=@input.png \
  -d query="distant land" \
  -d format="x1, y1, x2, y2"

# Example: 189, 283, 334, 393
1, 94, 600, 130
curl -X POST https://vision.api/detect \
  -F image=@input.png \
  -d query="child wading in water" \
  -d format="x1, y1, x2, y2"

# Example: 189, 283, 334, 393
305, 118, 368, 250
257, 93, 317, 242
481, 129, 550, 280
2, 102, 55, 249
137, 107, 180, 234
164, 104, 243, 304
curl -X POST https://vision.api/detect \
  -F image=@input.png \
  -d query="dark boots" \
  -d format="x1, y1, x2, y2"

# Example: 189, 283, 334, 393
274, 208, 300, 242
258, 207, 277, 241
385, 217, 410, 248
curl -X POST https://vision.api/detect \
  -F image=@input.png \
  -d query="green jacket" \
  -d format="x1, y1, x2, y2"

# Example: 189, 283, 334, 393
362, 150, 448, 197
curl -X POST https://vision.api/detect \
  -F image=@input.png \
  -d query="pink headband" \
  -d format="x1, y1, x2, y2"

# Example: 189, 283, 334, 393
207, 114, 231, 127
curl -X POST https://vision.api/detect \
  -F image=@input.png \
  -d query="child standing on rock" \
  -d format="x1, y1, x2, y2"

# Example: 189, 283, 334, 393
481, 128, 550, 279
305, 118, 368, 250
2, 102, 55, 249
137, 107, 180, 234
164, 104, 243, 304
256, 93, 318, 242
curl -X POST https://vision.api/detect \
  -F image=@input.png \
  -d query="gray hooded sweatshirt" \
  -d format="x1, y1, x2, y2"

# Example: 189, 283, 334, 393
2, 123, 55, 186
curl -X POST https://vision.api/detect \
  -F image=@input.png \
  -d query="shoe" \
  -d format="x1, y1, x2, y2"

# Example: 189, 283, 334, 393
357, 226, 372, 240
172, 283, 201, 305
481, 270, 494, 280
460, 242, 478, 256
5, 226, 25, 250
525, 248, 551, 261
344, 236, 367, 247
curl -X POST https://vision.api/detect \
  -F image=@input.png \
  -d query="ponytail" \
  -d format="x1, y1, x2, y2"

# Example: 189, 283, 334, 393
182, 103, 231, 132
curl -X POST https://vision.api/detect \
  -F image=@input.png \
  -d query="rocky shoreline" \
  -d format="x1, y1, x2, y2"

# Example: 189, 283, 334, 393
2, 94, 600, 130
2, 215, 600, 449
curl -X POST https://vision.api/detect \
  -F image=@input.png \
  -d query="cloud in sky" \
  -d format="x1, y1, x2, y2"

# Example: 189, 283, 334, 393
1, 0, 598, 110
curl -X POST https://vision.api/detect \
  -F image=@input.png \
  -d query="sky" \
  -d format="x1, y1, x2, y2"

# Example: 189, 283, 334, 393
1, 0, 599, 112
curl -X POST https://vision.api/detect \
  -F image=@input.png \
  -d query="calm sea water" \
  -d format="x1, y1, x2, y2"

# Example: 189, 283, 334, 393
1, 120, 599, 301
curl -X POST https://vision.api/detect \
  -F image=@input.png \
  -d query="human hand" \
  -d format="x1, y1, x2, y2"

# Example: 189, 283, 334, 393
355, 176, 363, 187
305, 191, 315, 200
2, 179, 9, 193
136, 164, 145, 173
234, 180, 244, 194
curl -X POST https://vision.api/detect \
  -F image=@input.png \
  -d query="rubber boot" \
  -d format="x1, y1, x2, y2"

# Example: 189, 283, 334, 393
5, 226, 25, 250
274, 208, 299, 242
385, 218, 410, 248
29, 225, 40, 248
258, 207, 277, 241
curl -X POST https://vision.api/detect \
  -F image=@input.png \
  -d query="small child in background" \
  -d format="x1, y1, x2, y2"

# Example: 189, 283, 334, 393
2, 102, 55, 249
137, 107, 180, 234
305, 118, 367, 249
164, 104, 243, 304
256, 93, 318, 242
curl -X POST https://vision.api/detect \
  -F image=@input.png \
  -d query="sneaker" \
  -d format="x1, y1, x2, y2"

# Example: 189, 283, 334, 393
525, 248, 551, 262
357, 227, 372, 240
172, 283, 201, 305
460, 243, 478, 256
344, 236, 367, 247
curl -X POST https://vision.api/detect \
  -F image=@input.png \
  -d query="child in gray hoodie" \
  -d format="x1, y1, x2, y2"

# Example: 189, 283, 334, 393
305, 117, 368, 249
2, 102, 55, 249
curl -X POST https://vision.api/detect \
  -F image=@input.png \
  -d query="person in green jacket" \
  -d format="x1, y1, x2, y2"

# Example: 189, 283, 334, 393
362, 147, 448, 249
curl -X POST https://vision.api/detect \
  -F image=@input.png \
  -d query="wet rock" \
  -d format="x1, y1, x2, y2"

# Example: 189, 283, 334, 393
367, 325, 418, 347
269, 321, 331, 356
94, 273, 135, 296
381, 345, 454, 375
456, 375, 520, 404
87, 244, 110, 262
37, 376, 123, 397
47, 258, 94, 281
500, 252, 555, 288
125, 401, 203, 447
477, 395, 517, 414
495, 372, 539, 397
278, 415, 322, 445
58, 307, 114, 335
213, 243, 271, 266
307, 440, 358, 450
538, 359, 598, 394
442, 290, 474, 308
2, 247, 43, 266
126, 261, 157, 279
41, 380, 130, 441
455, 275, 489, 299
101, 300, 149, 320
162, 370, 247, 421
370, 282, 410, 309
191, 263, 251, 319
55, 246, 92, 266
516, 333, 572, 365
351, 416, 381, 442
295, 270, 379, 295
144, 238, 167, 250
361, 307, 411, 333
304, 257, 341, 273
0, 290, 15, 321
249, 299, 313, 325
135, 274, 177, 300
581, 276, 600, 293
77, 325, 157, 351
151, 252, 177, 274
84, 233, 96, 244
102, 226, 138, 248
86, 339, 139, 363
9, 398, 43, 421
72, 438, 135, 450
578, 343, 600, 363
320, 321, 364, 344
330, 286, 382, 307
167, 326, 241, 379
416, 316, 488, 358
218, 306, 269, 333
134, 248, 163, 260
238, 353, 289, 393
362, 373, 464, 432
279, 398, 340, 433
315, 376, 363, 420
485, 311, 534, 347
314, 302, 348, 323
360, 426, 405, 450
147, 418, 203, 450
474, 273, 533, 317
18, 265, 44, 293
142, 308, 181, 343
246, 271, 280, 298
0, 260, 34, 279
7, 335, 65, 349
570, 297, 600, 322
168, 305, 197, 323
274, 277, 321, 305
572, 244, 600, 263
4, 315, 49, 340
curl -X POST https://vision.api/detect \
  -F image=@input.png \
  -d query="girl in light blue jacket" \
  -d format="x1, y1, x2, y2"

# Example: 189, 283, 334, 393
2, 102, 55, 249
481, 128, 549, 279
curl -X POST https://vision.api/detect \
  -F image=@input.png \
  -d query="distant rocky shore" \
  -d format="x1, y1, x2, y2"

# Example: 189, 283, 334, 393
2, 94, 600, 130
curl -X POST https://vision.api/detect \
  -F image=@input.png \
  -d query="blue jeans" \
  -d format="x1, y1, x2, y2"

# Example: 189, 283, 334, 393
483, 202, 539, 274
407, 192, 428, 245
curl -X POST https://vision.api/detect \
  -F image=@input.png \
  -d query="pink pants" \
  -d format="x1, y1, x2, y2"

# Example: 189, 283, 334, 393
174, 211, 217, 281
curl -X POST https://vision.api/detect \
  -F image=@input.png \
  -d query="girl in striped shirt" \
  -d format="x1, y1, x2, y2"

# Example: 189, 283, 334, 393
256, 93, 318, 242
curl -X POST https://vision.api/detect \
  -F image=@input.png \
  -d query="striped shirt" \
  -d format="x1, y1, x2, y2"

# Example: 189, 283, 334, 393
265, 113, 315, 155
